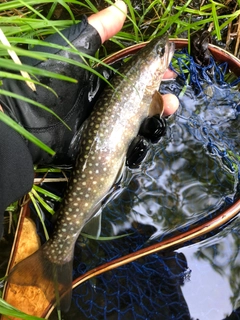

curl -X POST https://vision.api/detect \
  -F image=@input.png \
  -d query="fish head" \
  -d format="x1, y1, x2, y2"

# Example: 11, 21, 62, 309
154, 35, 175, 66
139, 35, 175, 95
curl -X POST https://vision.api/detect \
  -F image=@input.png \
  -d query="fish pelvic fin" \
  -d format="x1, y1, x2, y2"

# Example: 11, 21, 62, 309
7, 244, 73, 312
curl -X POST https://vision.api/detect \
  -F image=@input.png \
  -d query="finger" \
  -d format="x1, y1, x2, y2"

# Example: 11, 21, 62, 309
162, 93, 179, 117
163, 68, 177, 80
88, 0, 127, 43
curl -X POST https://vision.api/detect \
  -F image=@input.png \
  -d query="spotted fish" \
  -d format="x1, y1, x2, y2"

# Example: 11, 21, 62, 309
7, 35, 175, 311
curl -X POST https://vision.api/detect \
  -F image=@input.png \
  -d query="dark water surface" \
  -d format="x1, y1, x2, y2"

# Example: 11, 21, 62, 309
51, 216, 240, 320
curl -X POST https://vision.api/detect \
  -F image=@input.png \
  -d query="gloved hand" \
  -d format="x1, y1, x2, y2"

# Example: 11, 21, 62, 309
0, 16, 114, 236
1, 16, 108, 165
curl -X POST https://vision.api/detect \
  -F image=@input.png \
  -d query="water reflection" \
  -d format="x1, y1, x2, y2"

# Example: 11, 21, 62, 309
49, 214, 240, 320
180, 214, 240, 320
97, 78, 240, 241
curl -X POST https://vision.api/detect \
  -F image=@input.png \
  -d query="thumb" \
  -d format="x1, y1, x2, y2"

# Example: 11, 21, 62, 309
88, 1, 127, 43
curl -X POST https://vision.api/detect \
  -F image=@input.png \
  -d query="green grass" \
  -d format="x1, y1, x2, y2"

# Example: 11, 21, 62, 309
0, 0, 239, 155
0, 298, 45, 320
1, 1, 240, 319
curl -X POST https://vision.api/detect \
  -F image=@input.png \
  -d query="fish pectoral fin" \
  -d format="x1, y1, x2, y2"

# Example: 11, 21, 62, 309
7, 244, 73, 312
148, 90, 164, 117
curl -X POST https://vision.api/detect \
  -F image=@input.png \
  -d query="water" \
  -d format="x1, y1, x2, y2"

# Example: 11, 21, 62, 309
51, 215, 240, 320
98, 79, 240, 241
180, 215, 240, 320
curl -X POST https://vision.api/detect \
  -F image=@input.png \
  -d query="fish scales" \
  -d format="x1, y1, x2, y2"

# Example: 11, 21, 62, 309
8, 35, 175, 311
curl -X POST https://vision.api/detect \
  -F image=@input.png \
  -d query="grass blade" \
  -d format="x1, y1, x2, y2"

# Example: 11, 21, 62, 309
0, 298, 44, 320
0, 111, 55, 156
29, 191, 49, 240
211, 0, 221, 40
33, 185, 62, 203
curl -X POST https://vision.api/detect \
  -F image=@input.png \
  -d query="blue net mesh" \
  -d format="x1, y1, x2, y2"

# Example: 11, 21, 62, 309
71, 252, 191, 320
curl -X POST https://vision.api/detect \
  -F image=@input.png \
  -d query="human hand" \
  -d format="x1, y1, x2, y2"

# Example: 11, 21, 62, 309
87, 0, 179, 117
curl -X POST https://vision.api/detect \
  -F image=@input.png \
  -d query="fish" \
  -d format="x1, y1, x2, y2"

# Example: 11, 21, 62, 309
7, 35, 175, 312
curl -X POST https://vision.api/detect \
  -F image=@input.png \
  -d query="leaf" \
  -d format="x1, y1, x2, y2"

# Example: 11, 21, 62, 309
0, 298, 44, 320
33, 185, 62, 203
0, 111, 56, 156
0, 28, 35, 91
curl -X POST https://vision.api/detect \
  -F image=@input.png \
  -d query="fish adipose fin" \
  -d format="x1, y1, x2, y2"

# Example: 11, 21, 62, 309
7, 244, 73, 312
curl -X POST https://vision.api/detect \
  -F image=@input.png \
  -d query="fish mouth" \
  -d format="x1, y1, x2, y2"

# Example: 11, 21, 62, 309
168, 41, 175, 64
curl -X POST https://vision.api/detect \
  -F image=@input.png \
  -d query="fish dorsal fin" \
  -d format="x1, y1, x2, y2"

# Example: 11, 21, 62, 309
148, 90, 164, 117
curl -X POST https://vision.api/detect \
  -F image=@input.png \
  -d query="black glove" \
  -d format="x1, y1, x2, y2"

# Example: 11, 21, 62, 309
0, 16, 111, 236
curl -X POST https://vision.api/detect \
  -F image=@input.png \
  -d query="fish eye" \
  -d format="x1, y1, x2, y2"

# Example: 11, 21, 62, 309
156, 45, 165, 57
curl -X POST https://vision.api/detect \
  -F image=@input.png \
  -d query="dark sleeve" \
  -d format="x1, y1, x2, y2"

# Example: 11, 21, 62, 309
0, 16, 103, 166
0, 122, 34, 237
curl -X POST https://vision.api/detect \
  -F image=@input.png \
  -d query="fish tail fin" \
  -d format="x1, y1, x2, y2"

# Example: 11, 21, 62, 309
7, 244, 73, 312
